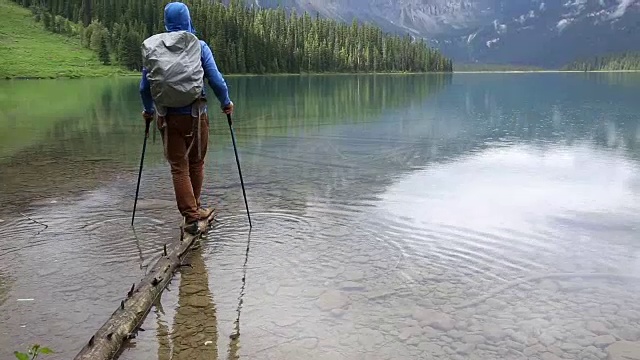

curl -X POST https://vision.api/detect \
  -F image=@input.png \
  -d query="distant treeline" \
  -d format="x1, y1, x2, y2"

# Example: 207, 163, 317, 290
13, 0, 453, 74
564, 52, 640, 71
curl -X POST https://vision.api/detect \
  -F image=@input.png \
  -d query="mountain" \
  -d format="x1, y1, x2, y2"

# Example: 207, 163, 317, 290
252, 0, 490, 35
435, 0, 640, 67
249, 0, 640, 68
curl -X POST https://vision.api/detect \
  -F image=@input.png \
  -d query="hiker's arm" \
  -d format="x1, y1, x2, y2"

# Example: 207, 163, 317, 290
139, 67, 155, 114
201, 43, 231, 108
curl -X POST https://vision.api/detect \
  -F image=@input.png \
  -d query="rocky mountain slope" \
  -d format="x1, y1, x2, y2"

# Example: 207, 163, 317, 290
249, 0, 640, 68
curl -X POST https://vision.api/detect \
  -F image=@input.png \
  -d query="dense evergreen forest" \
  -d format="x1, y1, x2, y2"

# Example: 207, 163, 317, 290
14, 0, 453, 74
564, 52, 640, 71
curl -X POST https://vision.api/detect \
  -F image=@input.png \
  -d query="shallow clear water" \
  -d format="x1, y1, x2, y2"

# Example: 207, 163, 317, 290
1, 73, 640, 360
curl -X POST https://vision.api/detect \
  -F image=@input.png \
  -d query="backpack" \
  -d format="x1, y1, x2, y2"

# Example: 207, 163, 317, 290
141, 31, 204, 111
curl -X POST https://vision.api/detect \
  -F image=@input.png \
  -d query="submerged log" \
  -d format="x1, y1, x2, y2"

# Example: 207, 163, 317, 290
74, 212, 217, 360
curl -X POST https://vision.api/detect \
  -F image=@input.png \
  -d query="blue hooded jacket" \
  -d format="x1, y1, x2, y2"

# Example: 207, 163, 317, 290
139, 2, 231, 115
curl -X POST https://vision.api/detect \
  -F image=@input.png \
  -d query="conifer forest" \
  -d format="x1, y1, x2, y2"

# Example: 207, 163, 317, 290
16, 0, 454, 74
564, 52, 640, 72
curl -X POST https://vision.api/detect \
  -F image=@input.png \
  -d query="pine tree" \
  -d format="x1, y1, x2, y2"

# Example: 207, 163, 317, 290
98, 34, 111, 64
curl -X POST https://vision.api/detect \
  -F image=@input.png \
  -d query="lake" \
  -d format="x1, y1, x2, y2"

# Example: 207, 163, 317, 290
1, 73, 640, 360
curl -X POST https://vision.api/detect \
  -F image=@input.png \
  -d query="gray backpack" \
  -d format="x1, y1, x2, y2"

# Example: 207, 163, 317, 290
141, 31, 204, 111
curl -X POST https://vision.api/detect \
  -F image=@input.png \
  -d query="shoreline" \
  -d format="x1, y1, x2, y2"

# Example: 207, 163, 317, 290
3, 69, 640, 80
453, 69, 640, 74
2, 71, 453, 80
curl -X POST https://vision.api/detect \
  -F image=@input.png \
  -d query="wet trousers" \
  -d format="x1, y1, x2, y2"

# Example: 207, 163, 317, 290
159, 113, 209, 223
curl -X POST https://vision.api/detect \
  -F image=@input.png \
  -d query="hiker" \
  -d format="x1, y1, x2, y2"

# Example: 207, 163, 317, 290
139, 1, 234, 235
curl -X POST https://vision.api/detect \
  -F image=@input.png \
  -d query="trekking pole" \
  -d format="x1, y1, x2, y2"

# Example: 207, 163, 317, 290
226, 113, 252, 228
131, 118, 152, 226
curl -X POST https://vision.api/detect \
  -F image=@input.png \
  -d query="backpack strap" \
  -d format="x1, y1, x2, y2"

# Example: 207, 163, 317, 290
191, 96, 207, 161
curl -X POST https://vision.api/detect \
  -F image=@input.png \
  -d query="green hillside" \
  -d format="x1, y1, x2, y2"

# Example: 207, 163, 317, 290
0, 0, 131, 78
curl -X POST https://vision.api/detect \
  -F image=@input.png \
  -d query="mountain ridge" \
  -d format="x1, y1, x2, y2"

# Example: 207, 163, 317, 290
249, 0, 640, 67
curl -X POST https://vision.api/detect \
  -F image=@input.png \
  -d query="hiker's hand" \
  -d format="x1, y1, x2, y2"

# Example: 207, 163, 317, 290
142, 111, 154, 122
222, 101, 234, 115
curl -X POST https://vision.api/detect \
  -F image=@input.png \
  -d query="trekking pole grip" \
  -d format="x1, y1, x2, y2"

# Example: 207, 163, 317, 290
144, 118, 151, 138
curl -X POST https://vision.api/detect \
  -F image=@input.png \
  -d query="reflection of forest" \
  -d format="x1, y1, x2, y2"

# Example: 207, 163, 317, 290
156, 248, 220, 360
583, 71, 640, 88
219, 74, 454, 135
2, 73, 639, 211
238, 73, 640, 213
0, 74, 453, 209
443, 73, 640, 156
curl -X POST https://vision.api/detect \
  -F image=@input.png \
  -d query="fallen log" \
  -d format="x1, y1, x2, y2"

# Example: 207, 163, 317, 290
74, 212, 217, 360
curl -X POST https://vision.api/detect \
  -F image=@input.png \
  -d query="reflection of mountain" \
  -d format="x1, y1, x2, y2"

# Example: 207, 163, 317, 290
4, 73, 637, 215
242, 73, 640, 213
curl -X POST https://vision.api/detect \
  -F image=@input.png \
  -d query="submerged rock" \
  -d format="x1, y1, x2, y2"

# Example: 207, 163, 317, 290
316, 290, 349, 311
606, 341, 640, 360
452, 341, 475, 355
540, 333, 556, 346
523, 344, 546, 356
547, 345, 565, 357
538, 279, 560, 292
343, 270, 365, 282
398, 326, 422, 341
483, 326, 506, 342
412, 308, 455, 331
462, 334, 486, 344
579, 345, 607, 360
618, 310, 640, 321
418, 342, 444, 355
273, 317, 300, 327
540, 352, 564, 360
587, 321, 610, 336
594, 335, 616, 348
616, 326, 640, 341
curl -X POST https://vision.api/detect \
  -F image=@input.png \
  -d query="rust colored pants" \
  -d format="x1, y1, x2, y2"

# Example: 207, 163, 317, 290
159, 113, 209, 223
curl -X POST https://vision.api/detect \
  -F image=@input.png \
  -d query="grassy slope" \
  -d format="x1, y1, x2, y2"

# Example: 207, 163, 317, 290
0, 0, 133, 79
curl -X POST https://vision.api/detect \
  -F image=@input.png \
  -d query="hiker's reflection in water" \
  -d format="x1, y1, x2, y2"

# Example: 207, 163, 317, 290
157, 247, 219, 360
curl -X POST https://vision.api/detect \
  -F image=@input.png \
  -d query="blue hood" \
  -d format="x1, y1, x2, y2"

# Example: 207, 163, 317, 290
164, 2, 196, 34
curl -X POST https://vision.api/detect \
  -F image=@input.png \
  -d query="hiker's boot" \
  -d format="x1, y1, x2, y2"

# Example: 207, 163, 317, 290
182, 219, 206, 236
198, 207, 214, 220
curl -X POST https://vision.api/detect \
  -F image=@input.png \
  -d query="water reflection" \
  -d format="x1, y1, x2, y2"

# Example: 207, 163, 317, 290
0, 74, 453, 210
215, 73, 640, 360
156, 248, 220, 359
0, 273, 10, 307
0, 74, 452, 359
380, 143, 640, 280
2, 73, 640, 360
